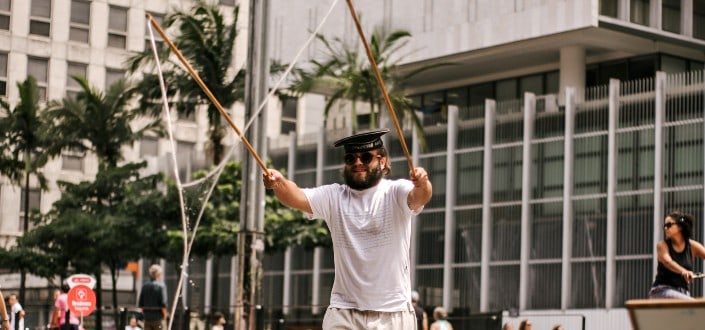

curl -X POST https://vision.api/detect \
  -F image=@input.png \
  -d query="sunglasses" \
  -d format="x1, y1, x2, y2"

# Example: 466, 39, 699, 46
344, 152, 379, 165
664, 222, 677, 229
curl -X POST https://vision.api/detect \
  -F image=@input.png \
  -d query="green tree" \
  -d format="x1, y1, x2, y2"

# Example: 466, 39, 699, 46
0, 77, 55, 303
43, 76, 162, 328
128, 2, 244, 164
292, 27, 450, 147
45, 76, 162, 168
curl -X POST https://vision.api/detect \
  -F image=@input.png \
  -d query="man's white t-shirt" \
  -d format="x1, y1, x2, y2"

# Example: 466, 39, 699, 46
303, 178, 422, 311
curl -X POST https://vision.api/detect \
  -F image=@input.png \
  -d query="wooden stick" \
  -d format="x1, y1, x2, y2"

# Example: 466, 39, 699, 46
344, 0, 416, 175
146, 14, 269, 174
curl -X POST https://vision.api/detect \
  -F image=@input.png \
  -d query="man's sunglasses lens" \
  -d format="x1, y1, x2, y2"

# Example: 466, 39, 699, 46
344, 152, 375, 165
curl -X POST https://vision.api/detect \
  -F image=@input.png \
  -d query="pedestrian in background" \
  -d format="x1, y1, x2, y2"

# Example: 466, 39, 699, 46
125, 316, 142, 330
210, 312, 225, 330
56, 284, 79, 330
263, 129, 433, 329
411, 290, 428, 330
8, 294, 24, 330
49, 289, 61, 330
430, 306, 453, 330
139, 264, 168, 330
519, 319, 532, 330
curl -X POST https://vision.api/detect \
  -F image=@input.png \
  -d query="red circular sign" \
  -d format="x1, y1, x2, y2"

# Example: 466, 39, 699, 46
68, 285, 97, 316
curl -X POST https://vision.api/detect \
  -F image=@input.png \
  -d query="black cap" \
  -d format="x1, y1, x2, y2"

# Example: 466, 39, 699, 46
333, 129, 390, 153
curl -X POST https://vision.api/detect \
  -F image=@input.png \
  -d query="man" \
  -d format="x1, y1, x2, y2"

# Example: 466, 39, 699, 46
263, 129, 433, 329
8, 294, 24, 330
139, 264, 168, 330
411, 290, 428, 330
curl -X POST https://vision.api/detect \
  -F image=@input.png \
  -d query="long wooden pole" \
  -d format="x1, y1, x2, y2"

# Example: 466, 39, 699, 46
344, 0, 416, 175
146, 14, 269, 174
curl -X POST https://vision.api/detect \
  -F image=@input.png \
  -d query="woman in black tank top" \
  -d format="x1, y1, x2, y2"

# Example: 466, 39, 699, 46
649, 211, 705, 299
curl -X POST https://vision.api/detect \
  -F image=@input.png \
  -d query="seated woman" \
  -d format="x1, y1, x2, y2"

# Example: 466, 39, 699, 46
649, 211, 705, 299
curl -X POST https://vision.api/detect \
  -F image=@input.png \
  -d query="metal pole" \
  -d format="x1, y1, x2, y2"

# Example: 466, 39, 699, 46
237, 0, 270, 329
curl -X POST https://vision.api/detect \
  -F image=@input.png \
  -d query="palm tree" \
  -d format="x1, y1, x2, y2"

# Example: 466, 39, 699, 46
128, 2, 244, 164
292, 27, 450, 146
44, 76, 162, 168
0, 76, 55, 303
44, 76, 162, 328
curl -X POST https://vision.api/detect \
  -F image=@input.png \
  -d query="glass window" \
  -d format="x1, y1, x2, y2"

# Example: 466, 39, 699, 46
0, 53, 6, 97
468, 82, 493, 106
281, 97, 297, 135
0, 0, 10, 30
30, 0, 51, 37
694, 0, 705, 40
219, 0, 236, 6
662, 0, 681, 33
140, 137, 159, 157
630, 0, 650, 26
20, 188, 41, 212
496, 79, 518, 101
446, 86, 469, 114
108, 6, 128, 48
66, 62, 87, 98
599, 0, 617, 17
144, 13, 164, 51
61, 149, 84, 171
519, 74, 544, 95
70, 1, 90, 43
105, 69, 124, 89
661, 55, 687, 74
27, 57, 48, 101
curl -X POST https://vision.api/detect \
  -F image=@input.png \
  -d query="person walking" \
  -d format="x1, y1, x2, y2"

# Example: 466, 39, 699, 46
429, 307, 452, 330
55, 284, 79, 330
649, 211, 705, 299
139, 264, 168, 330
263, 129, 433, 329
411, 290, 428, 330
7, 294, 24, 330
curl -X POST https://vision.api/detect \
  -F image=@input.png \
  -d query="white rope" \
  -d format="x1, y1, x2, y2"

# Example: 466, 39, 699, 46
146, 22, 188, 330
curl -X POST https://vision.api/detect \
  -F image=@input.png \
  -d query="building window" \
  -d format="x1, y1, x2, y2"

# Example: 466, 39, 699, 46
69, 0, 90, 43
599, 0, 617, 18
105, 68, 124, 89
0, 0, 10, 30
662, 0, 681, 33
66, 62, 87, 98
61, 148, 84, 171
219, 0, 236, 6
280, 97, 297, 135
27, 57, 49, 101
144, 13, 164, 51
30, 0, 51, 37
19, 188, 41, 231
108, 6, 128, 49
630, 0, 650, 26
140, 137, 159, 157
0, 53, 7, 97
695, 0, 705, 40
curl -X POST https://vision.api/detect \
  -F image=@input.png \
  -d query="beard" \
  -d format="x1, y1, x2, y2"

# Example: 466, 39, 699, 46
343, 162, 384, 190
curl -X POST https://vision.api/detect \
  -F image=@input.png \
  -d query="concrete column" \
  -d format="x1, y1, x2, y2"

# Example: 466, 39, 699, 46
559, 46, 585, 105
282, 131, 297, 315
410, 115, 421, 288
605, 78, 620, 309
653, 72, 665, 285
443, 105, 459, 312
204, 257, 213, 314
480, 99, 496, 312
519, 93, 536, 311
561, 87, 576, 310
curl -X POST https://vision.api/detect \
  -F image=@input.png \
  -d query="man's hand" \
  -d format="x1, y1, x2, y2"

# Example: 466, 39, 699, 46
263, 169, 285, 190
409, 167, 430, 187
